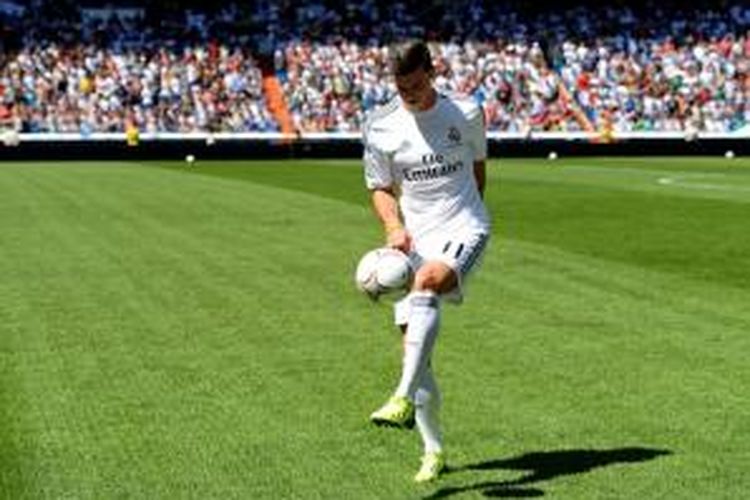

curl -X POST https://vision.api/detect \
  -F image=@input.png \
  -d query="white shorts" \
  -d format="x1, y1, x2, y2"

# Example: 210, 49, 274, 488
394, 230, 490, 325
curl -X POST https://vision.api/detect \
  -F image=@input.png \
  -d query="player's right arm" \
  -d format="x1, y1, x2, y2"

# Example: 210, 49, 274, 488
363, 117, 411, 252
371, 187, 411, 252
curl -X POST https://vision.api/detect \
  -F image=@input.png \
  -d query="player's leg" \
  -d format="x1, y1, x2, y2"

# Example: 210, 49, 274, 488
394, 261, 454, 399
414, 364, 446, 482
385, 318, 447, 481
370, 261, 453, 428
371, 232, 488, 429
415, 364, 442, 453
400, 317, 445, 479
391, 321, 445, 463
411, 233, 488, 478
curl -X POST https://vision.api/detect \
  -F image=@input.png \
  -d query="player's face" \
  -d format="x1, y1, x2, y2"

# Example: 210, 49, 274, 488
395, 67, 436, 112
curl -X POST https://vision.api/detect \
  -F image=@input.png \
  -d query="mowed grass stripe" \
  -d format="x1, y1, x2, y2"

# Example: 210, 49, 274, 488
159, 158, 749, 496
166, 159, 742, 496
450, 237, 749, 425
159, 158, 750, 289
494, 157, 750, 205
0, 159, 748, 498
494, 162, 750, 290
0, 164, 400, 491
1, 164, 265, 497
437, 237, 748, 498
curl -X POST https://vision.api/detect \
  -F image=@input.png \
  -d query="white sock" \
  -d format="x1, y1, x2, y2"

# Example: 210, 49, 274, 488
395, 291, 440, 400
415, 365, 443, 454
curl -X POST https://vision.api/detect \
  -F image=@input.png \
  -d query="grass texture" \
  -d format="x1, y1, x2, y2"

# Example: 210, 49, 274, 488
0, 157, 748, 499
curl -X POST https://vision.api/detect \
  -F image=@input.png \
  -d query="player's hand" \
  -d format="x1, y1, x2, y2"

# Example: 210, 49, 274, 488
386, 226, 412, 253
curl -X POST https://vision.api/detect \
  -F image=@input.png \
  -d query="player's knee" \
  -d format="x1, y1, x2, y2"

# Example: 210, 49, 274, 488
413, 273, 441, 292
412, 264, 456, 293
413, 265, 440, 290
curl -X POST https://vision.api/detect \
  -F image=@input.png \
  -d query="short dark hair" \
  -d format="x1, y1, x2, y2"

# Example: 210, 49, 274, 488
389, 41, 434, 76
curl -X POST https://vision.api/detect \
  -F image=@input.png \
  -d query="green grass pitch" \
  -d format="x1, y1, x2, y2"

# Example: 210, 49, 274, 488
0, 156, 748, 499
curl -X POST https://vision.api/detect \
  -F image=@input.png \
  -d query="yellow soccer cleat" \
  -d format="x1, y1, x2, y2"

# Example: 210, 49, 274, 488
414, 451, 446, 483
370, 396, 415, 429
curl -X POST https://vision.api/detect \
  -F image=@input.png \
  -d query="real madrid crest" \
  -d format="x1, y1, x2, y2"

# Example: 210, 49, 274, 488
447, 126, 461, 145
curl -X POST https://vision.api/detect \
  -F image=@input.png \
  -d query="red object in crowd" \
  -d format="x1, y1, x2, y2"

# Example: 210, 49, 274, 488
718, 36, 733, 57
577, 72, 590, 90
696, 87, 711, 105
208, 40, 219, 61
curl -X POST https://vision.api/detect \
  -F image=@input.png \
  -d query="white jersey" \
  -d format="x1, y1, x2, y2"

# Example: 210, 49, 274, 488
363, 94, 490, 240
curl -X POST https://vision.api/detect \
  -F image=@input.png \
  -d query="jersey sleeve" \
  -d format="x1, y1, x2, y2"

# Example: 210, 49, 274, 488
362, 122, 394, 190
466, 104, 487, 162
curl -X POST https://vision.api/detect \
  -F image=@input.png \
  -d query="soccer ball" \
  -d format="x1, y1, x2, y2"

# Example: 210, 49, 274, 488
355, 247, 413, 298
1, 129, 20, 147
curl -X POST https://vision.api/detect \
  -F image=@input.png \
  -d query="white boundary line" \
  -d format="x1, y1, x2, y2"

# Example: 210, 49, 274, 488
542, 164, 750, 194
656, 174, 750, 193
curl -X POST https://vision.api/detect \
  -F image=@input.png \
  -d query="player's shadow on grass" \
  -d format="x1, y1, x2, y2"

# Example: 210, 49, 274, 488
424, 447, 671, 498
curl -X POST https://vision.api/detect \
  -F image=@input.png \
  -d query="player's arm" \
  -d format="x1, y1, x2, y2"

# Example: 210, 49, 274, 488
473, 160, 486, 199
363, 118, 411, 252
371, 187, 411, 252
469, 104, 487, 199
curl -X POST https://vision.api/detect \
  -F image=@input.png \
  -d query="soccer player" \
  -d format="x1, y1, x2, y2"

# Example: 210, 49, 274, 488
362, 41, 490, 483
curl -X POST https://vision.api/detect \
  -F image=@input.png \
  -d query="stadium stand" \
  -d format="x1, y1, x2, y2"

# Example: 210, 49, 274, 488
0, 0, 747, 135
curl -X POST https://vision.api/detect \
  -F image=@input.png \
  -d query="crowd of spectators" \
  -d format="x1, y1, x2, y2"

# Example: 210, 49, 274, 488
0, 0, 278, 134
280, 39, 574, 134
552, 5, 749, 133
0, 0, 747, 135
0, 43, 277, 134
278, 1, 748, 134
